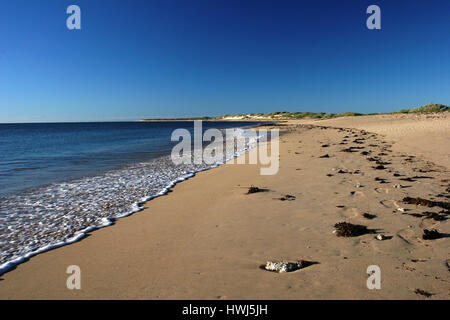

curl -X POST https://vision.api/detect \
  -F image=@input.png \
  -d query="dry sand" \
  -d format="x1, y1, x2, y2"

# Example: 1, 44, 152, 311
0, 113, 449, 299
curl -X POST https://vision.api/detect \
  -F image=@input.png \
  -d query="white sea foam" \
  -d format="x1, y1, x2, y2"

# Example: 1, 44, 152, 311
0, 128, 262, 275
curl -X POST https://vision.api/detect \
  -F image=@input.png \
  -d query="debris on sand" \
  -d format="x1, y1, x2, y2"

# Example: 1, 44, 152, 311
263, 260, 316, 273
408, 211, 447, 221
403, 197, 450, 210
375, 177, 388, 183
247, 185, 263, 194
399, 177, 416, 182
321, 144, 329, 148
414, 289, 433, 298
411, 175, 434, 180
341, 147, 363, 153
277, 195, 296, 201
423, 212, 447, 221
410, 259, 427, 263
393, 184, 403, 189
319, 154, 330, 158
376, 234, 387, 241
422, 229, 443, 240
333, 222, 373, 237
409, 213, 424, 218
363, 213, 376, 219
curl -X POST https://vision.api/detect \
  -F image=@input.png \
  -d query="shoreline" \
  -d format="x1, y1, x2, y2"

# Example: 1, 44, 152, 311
0, 114, 449, 299
0, 123, 265, 277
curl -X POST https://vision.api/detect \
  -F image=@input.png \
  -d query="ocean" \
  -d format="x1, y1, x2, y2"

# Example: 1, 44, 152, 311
0, 121, 263, 273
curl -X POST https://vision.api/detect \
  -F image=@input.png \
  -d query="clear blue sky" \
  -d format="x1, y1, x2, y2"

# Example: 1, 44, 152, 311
1, 0, 449, 122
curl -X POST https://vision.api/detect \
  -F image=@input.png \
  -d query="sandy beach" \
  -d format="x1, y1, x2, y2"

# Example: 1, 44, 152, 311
0, 113, 449, 299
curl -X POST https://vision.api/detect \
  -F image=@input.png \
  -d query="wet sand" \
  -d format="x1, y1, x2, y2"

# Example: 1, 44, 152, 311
0, 113, 449, 299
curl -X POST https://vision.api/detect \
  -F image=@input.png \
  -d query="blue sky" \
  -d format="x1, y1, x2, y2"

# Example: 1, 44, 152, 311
1, 0, 449, 122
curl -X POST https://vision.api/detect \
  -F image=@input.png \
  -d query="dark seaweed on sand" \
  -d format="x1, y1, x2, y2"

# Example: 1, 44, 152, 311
247, 185, 262, 194
334, 222, 373, 237
422, 229, 443, 240
407, 212, 447, 221
414, 289, 433, 298
277, 194, 296, 201
341, 147, 363, 152
423, 212, 447, 221
399, 177, 416, 182
363, 213, 376, 219
403, 197, 450, 210
375, 177, 388, 183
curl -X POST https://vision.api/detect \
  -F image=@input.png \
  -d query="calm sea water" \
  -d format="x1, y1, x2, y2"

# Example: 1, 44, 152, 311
0, 121, 258, 196
0, 121, 262, 273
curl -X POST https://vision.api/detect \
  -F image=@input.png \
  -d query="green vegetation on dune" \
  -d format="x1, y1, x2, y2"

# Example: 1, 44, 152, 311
393, 103, 449, 114
141, 103, 448, 121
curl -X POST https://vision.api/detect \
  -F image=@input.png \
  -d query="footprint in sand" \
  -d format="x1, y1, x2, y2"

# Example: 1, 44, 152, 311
379, 200, 393, 208
340, 207, 360, 219
379, 199, 402, 209
391, 200, 403, 209
417, 218, 441, 230
374, 187, 390, 194
397, 227, 425, 246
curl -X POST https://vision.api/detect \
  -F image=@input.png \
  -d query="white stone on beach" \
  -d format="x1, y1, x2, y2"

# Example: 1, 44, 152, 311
264, 261, 302, 273
376, 234, 386, 241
